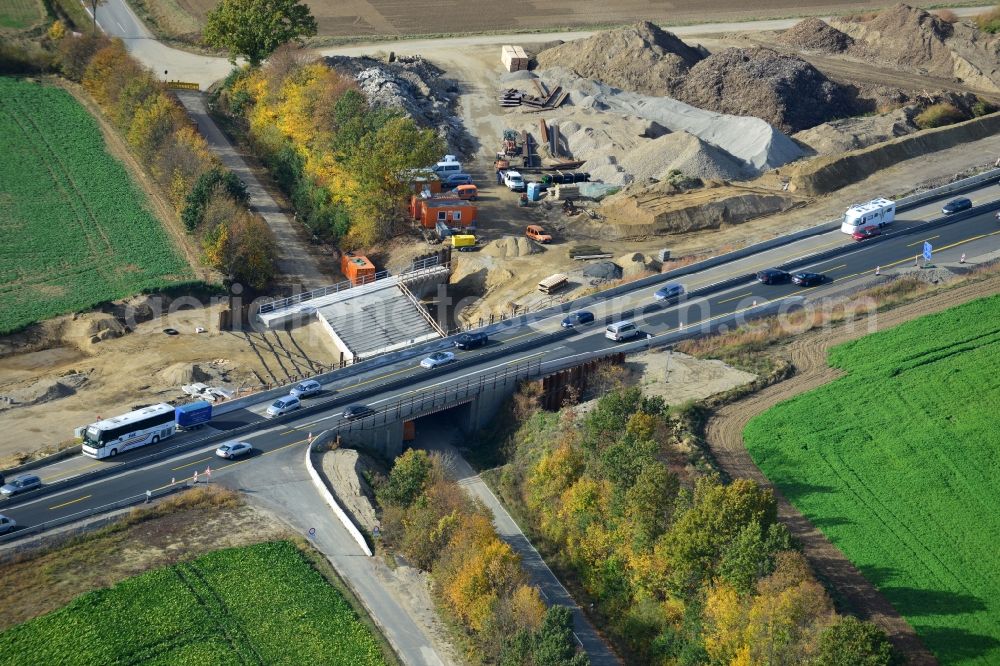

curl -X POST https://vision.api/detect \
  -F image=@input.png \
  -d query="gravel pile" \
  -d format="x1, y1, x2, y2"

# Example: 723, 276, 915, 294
325, 55, 470, 153
540, 66, 805, 172
675, 48, 857, 133
619, 132, 752, 182
536, 21, 705, 96
582, 261, 622, 280
500, 69, 538, 83
777, 17, 855, 52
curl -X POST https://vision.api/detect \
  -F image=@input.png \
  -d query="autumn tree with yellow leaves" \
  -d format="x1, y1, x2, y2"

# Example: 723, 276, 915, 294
492, 387, 896, 665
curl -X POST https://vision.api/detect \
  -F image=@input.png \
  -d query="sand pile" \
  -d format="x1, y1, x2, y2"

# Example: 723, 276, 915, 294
539, 67, 805, 172
482, 236, 541, 259
619, 131, 752, 182
536, 21, 705, 96
777, 17, 856, 53
830, 4, 1000, 92
676, 48, 857, 133
319, 448, 378, 531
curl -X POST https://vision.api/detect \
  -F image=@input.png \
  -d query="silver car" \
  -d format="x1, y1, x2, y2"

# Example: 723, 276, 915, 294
0, 514, 15, 535
215, 441, 253, 459
1, 474, 41, 497
289, 380, 322, 398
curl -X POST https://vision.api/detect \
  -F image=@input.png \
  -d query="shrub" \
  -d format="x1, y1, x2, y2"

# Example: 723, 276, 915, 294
972, 99, 998, 117
914, 102, 966, 129
975, 5, 1000, 33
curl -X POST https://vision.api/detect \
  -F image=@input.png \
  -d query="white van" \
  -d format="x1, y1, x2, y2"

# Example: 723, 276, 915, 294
433, 161, 462, 175
266, 396, 301, 418
605, 321, 641, 342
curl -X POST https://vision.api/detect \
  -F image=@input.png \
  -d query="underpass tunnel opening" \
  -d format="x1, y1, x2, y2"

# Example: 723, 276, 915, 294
403, 402, 477, 456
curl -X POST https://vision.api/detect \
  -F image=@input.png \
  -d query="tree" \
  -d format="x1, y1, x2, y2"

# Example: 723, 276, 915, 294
718, 521, 792, 596
203, 0, 317, 67
377, 449, 432, 508
813, 617, 894, 666
534, 606, 590, 666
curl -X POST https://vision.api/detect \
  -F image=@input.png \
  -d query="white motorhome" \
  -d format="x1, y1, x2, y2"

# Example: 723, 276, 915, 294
842, 198, 895, 234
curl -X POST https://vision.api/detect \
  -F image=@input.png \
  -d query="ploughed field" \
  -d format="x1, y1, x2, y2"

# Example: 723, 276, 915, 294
745, 294, 1000, 665
169, 0, 891, 38
0, 541, 388, 665
0, 77, 191, 335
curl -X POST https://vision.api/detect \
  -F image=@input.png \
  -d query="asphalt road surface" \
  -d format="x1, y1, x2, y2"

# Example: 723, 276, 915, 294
4, 204, 998, 530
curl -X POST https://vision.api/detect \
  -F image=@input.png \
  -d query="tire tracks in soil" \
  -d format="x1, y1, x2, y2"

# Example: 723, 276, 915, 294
704, 276, 1000, 666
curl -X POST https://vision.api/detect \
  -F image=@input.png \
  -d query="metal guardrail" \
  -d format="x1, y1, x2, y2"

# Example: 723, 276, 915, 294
257, 254, 446, 314
0, 485, 185, 547
5, 171, 998, 493
258, 270, 393, 314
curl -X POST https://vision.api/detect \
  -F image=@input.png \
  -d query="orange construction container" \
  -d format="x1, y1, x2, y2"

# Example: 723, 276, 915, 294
341, 253, 376, 286
403, 420, 416, 442
417, 198, 477, 229
407, 174, 442, 195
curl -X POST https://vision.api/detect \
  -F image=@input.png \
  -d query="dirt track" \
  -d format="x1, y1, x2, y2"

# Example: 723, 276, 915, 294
705, 275, 1000, 665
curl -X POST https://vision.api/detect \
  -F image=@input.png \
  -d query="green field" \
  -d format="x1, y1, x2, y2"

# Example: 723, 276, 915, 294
0, 0, 44, 30
0, 77, 192, 334
745, 294, 1000, 665
0, 541, 389, 664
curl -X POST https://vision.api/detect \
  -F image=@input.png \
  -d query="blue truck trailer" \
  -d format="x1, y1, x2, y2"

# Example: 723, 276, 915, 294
175, 401, 212, 430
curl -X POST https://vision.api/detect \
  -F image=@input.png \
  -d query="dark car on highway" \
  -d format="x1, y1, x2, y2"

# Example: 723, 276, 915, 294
454, 331, 489, 350
561, 311, 595, 328
792, 271, 826, 287
942, 197, 972, 215
756, 268, 790, 284
852, 227, 882, 241
343, 405, 373, 420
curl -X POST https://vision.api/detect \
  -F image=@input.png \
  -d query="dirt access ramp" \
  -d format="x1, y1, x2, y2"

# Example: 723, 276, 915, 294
704, 274, 1000, 664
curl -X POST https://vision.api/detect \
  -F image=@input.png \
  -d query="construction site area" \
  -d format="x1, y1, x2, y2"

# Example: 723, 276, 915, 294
6, 3, 1000, 455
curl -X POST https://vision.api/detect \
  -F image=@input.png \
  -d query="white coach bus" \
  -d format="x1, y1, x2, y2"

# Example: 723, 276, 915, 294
842, 198, 895, 234
80, 403, 177, 459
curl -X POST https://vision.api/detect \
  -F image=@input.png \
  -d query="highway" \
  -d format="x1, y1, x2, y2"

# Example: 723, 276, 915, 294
3, 199, 999, 532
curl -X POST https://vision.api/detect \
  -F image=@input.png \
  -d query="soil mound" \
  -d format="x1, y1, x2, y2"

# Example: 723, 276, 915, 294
831, 4, 1000, 92
676, 48, 857, 133
535, 21, 704, 96
0, 373, 87, 410
793, 107, 917, 155
158, 362, 213, 385
777, 17, 855, 52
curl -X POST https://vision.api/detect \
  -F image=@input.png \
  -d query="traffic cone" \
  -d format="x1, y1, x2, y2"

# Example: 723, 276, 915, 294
960, 253, 966, 264
171, 477, 175, 485
205, 466, 211, 480
193, 470, 199, 484
308, 432, 313, 443
875, 266, 880, 275
752, 300, 757, 307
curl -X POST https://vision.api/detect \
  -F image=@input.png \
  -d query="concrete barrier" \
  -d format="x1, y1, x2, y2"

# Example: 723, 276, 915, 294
304, 433, 372, 557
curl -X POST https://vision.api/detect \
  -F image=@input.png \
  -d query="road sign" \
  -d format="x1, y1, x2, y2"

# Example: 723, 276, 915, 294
923, 242, 933, 261
308, 527, 316, 539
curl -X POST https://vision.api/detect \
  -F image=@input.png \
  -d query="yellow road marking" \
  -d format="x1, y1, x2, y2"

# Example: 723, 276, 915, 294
716, 291, 754, 305
49, 494, 92, 511
154, 437, 310, 491
171, 456, 211, 471
907, 234, 940, 247
880, 230, 1000, 270
815, 262, 847, 273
